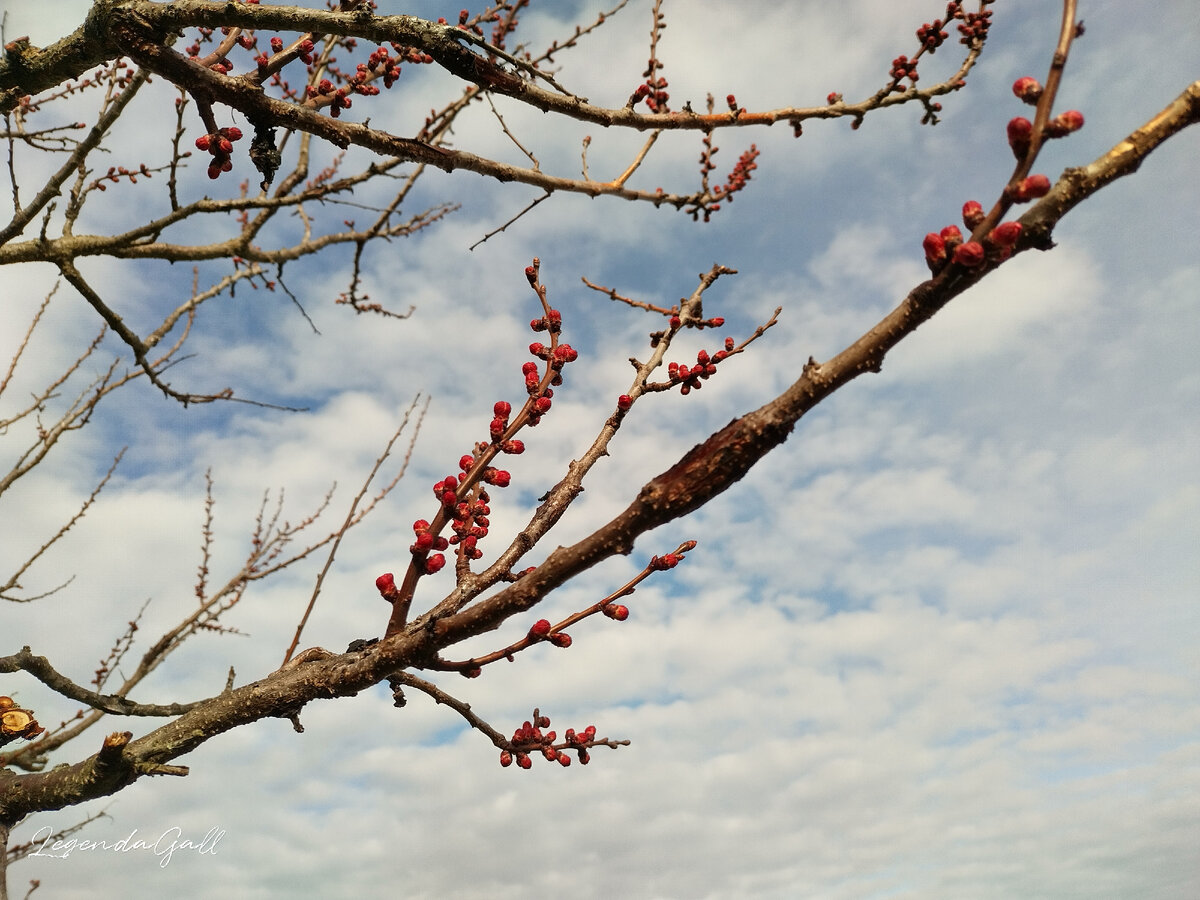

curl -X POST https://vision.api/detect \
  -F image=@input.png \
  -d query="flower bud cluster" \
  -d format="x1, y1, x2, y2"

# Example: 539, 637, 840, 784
635, 76, 670, 112
305, 79, 353, 117
194, 126, 243, 180
924, 216, 1024, 271
666, 345, 726, 396
410, 517, 450, 574
955, 6, 993, 46
500, 712, 598, 769
916, 19, 949, 52
703, 145, 759, 221
889, 55, 919, 86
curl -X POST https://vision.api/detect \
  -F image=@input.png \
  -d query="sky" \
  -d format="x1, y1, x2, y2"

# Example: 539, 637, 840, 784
2, 1, 1198, 898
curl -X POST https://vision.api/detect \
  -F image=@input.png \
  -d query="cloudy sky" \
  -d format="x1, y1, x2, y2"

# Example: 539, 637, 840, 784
2, 1, 1198, 897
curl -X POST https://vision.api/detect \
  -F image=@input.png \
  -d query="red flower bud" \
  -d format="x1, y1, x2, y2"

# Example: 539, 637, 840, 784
617, 394, 633, 411
524, 265, 537, 285
952, 241, 986, 267
1014, 174, 1051, 202
529, 619, 552, 638
501, 439, 524, 454
988, 221, 1022, 247
500, 750, 513, 767
1045, 109, 1084, 137
493, 401, 511, 418
1011, 76, 1042, 105
534, 396, 552, 413
939, 224, 963, 249
604, 603, 630, 621
194, 134, 212, 151
376, 573, 396, 594
962, 200, 985, 230
1007, 116, 1033, 157
549, 632, 572, 648
924, 232, 947, 272
424, 553, 446, 574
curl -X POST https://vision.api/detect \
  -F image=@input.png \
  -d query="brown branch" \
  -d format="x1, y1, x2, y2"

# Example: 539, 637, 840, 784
0, 648, 207, 717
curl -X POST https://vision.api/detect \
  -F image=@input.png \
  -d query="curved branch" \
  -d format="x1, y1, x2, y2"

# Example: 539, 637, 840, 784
0, 648, 206, 717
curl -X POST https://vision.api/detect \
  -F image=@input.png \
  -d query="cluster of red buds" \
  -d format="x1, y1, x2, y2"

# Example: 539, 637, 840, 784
923, 215, 1024, 272
632, 76, 670, 112
955, 4, 993, 46
703, 145, 759, 221
500, 712, 598, 768
194, 126, 243, 180
305, 79, 353, 117
295, 38, 316, 65
409, 516, 450, 574
445, 483, 491, 561
527, 617, 572, 648
916, 18, 949, 52
922, 65, 1084, 272
889, 54, 919, 85
665, 337, 733, 395
92, 163, 153, 191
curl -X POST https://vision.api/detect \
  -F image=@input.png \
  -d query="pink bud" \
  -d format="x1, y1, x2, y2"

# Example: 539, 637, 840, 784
1007, 116, 1033, 157
952, 241, 986, 267
1014, 174, 1051, 201
962, 200, 985, 230
988, 221, 1022, 247
939, 224, 963, 248
921, 230, 940, 266
1011, 76, 1043, 105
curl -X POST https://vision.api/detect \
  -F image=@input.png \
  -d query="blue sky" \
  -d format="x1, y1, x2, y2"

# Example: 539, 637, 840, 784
2, 1, 1198, 897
